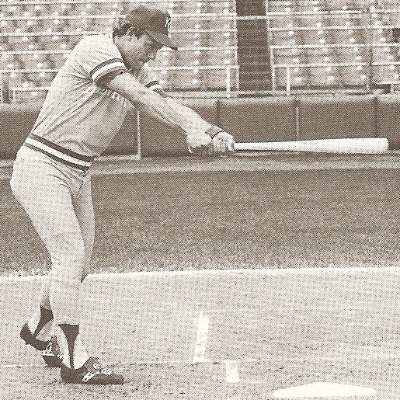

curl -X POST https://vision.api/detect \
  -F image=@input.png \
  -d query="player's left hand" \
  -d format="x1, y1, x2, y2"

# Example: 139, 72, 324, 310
210, 130, 235, 155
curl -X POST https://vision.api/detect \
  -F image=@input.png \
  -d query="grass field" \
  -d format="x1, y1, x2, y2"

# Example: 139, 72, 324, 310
1, 157, 399, 275
0, 154, 399, 399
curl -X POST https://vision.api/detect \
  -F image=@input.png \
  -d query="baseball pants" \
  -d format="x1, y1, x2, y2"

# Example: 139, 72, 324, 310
10, 145, 95, 325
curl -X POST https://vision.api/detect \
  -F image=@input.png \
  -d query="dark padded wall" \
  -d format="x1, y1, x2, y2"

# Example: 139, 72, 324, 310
376, 95, 400, 150
298, 96, 377, 140
139, 98, 218, 156
218, 97, 297, 142
102, 111, 138, 156
1, 95, 399, 160
0, 101, 42, 159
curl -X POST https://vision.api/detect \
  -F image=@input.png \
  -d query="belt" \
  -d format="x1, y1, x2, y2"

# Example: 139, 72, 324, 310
23, 134, 95, 171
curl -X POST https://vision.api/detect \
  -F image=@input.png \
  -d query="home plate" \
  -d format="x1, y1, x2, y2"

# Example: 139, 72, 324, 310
274, 382, 377, 398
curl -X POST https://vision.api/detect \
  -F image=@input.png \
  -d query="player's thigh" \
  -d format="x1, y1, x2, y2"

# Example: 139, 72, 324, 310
10, 155, 83, 247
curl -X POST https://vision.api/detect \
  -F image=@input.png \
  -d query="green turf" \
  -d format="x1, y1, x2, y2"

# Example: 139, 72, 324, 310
1, 168, 399, 275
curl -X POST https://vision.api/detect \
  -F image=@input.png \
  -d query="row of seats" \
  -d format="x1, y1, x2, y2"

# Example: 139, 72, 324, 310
2, 1, 235, 16
0, 1, 238, 101
268, 0, 400, 89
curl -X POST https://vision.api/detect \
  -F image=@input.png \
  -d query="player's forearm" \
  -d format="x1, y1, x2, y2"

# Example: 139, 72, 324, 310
134, 90, 212, 136
105, 73, 213, 136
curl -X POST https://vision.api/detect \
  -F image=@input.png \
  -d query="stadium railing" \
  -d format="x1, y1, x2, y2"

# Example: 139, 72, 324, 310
271, 42, 400, 92
5, 65, 239, 103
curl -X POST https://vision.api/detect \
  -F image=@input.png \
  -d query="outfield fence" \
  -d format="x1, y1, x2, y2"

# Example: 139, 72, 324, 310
1, 94, 400, 161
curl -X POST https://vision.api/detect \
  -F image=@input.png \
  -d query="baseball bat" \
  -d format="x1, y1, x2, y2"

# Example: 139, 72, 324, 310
234, 138, 389, 154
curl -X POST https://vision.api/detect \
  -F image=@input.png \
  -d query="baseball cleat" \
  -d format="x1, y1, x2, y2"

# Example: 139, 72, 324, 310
60, 357, 124, 384
20, 323, 63, 367
41, 336, 63, 367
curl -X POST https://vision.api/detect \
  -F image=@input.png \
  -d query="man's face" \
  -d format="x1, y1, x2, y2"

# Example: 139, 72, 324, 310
122, 32, 163, 70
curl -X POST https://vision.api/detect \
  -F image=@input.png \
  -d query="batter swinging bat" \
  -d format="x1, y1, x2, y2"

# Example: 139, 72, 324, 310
234, 138, 389, 154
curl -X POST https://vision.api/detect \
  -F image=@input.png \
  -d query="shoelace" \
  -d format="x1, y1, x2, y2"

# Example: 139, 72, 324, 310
41, 338, 62, 358
82, 359, 112, 382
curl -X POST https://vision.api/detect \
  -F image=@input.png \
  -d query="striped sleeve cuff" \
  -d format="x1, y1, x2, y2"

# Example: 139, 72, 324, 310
90, 58, 127, 82
146, 80, 163, 92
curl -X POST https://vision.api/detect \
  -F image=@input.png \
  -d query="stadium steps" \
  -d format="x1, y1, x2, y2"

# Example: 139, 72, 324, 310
235, 0, 271, 91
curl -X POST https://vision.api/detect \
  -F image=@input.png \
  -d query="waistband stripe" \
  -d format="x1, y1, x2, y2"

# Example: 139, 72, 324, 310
29, 134, 94, 162
24, 137, 93, 170
23, 143, 90, 171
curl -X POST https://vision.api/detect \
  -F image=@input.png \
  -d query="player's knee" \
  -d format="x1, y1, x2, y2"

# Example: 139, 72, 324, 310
47, 232, 86, 281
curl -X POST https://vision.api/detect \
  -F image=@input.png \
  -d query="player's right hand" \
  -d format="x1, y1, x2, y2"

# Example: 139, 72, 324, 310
210, 131, 235, 154
186, 133, 212, 155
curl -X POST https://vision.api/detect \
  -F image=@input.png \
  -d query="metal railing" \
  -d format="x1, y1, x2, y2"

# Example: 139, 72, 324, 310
4, 65, 239, 103
272, 62, 400, 94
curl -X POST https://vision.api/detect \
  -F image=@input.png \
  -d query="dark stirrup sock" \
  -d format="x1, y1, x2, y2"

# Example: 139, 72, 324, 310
32, 307, 54, 337
58, 324, 79, 369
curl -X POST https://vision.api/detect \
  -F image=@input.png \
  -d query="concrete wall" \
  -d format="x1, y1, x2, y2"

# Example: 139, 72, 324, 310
376, 95, 400, 150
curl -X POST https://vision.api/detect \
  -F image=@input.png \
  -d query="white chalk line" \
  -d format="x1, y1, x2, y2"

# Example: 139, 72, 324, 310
225, 360, 240, 383
3, 351, 400, 370
1, 265, 400, 283
193, 312, 210, 363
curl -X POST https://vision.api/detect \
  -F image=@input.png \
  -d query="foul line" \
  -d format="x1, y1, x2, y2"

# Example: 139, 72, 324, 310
3, 351, 400, 370
225, 360, 240, 383
1, 265, 400, 283
193, 313, 209, 363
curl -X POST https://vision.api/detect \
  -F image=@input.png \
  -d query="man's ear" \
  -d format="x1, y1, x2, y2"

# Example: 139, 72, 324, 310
125, 26, 134, 38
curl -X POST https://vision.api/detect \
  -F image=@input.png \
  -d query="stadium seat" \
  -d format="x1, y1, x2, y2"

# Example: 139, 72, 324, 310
0, 54, 23, 72
41, 34, 71, 51
48, 53, 69, 69
0, 19, 17, 33
205, 48, 236, 67
309, 67, 338, 87
7, 35, 34, 51
204, 1, 235, 14
98, 2, 120, 15
322, 0, 348, 10
204, 68, 234, 90
174, 50, 201, 68
91, 16, 115, 33
175, 1, 204, 14
8, 73, 28, 91
341, 66, 368, 86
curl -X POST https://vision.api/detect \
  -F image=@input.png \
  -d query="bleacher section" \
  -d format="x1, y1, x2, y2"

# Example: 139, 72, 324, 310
2, 1, 400, 100
268, 0, 400, 92
0, 0, 239, 102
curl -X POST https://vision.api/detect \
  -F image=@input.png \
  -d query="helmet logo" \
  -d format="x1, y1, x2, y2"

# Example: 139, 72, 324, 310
165, 14, 171, 30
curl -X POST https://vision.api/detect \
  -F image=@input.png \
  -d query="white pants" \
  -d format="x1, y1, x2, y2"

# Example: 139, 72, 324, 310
10, 146, 95, 325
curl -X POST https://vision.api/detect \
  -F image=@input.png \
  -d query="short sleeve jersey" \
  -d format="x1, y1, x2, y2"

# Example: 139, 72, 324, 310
30, 35, 158, 157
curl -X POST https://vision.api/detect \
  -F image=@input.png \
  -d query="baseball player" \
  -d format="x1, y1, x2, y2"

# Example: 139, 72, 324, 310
11, 4, 234, 385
